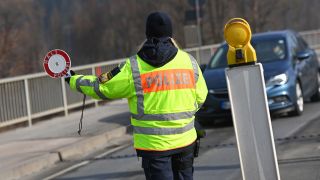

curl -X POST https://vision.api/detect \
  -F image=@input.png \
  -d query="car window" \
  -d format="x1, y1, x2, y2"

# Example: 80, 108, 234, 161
297, 36, 309, 51
208, 37, 287, 69
208, 46, 228, 69
253, 38, 286, 62
288, 34, 298, 56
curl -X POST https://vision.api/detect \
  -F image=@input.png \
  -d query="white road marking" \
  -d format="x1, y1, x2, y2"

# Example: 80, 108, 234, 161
43, 144, 128, 180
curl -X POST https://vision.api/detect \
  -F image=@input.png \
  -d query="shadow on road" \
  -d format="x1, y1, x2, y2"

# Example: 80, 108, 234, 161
98, 112, 131, 126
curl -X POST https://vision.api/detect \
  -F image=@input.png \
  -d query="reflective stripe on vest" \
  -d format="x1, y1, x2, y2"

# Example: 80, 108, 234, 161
131, 111, 196, 121
76, 76, 110, 100
189, 54, 199, 83
134, 119, 195, 135
129, 54, 199, 134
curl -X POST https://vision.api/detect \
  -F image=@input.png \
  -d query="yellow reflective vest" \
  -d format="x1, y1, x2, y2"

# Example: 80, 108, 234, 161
69, 50, 208, 151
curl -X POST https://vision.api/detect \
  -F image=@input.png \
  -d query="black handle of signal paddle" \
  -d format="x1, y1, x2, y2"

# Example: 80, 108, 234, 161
78, 94, 86, 135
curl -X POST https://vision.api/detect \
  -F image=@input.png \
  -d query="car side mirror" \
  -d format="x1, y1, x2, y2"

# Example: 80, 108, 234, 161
200, 64, 207, 72
296, 51, 310, 60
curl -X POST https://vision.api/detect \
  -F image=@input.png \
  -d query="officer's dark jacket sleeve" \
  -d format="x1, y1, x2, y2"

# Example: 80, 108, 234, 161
69, 60, 135, 100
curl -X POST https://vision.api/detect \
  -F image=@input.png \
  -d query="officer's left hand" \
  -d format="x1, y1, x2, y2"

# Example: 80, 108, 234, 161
65, 70, 76, 84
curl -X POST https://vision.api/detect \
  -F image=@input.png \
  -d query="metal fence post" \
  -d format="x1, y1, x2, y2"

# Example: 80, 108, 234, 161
196, 48, 201, 64
61, 78, 68, 116
24, 79, 32, 127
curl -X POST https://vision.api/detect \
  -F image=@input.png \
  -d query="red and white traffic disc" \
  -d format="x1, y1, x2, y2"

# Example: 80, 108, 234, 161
43, 49, 71, 78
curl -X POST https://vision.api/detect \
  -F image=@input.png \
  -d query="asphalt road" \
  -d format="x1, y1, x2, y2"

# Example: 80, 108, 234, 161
41, 101, 320, 180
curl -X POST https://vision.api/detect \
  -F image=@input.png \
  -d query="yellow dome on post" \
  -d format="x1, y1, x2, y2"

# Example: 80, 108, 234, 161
224, 18, 251, 48
223, 18, 256, 66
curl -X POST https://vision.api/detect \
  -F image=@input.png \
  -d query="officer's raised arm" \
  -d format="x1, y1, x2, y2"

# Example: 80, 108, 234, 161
68, 60, 134, 100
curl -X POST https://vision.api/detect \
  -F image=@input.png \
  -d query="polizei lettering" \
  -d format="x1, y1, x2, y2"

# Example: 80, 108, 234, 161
141, 69, 195, 93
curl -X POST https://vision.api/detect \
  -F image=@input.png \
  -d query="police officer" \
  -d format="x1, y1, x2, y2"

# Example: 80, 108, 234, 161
66, 11, 207, 180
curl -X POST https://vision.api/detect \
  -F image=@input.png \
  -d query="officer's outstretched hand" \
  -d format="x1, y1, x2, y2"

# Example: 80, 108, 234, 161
64, 70, 76, 84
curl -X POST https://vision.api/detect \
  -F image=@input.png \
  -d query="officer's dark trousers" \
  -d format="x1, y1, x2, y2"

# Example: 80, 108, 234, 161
142, 151, 194, 180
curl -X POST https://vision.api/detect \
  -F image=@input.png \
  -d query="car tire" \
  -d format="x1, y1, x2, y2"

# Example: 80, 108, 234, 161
310, 71, 320, 102
288, 82, 303, 116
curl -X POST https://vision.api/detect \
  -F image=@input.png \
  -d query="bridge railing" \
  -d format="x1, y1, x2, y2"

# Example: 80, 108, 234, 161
300, 29, 320, 49
1, 29, 320, 128
0, 59, 124, 128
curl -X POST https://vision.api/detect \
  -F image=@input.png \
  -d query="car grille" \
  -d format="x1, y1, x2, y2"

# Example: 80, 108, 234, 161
213, 93, 229, 99
211, 89, 229, 99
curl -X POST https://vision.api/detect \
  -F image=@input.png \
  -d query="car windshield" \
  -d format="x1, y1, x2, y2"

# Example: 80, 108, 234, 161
209, 38, 287, 69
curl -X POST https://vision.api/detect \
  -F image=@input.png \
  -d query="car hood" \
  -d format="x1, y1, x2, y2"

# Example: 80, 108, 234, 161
262, 60, 290, 81
203, 68, 227, 90
203, 60, 290, 90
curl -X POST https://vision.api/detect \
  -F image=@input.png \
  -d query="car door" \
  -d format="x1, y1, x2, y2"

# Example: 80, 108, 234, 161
288, 33, 309, 97
296, 34, 317, 96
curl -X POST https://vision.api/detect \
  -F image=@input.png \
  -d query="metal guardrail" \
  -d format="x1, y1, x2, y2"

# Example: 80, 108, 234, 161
1, 29, 320, 128
300, 29, 320, 49
0, 59, 124, 128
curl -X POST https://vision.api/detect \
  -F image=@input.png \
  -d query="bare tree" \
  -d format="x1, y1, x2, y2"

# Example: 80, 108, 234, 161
0, 0, 46, 78
1, 0, 320, 78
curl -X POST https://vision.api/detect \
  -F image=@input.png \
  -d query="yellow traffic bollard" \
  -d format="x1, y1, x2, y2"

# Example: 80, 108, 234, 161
224, 18, 281, 180
224, 18, 257, 66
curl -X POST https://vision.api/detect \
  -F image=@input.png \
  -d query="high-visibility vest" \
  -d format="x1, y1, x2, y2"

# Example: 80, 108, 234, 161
69, 50, 208, 151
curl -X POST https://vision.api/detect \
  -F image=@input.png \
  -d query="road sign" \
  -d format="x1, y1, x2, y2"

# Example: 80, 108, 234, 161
224, 18, 280, 180
43, 49, 71, 78
226, 64, 280, 180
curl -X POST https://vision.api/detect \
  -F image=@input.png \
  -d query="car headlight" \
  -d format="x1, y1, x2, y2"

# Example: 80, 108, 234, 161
266, 73, 288, 87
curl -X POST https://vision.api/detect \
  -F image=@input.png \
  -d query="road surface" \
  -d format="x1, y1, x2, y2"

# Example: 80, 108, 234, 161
33, 101, 320, 180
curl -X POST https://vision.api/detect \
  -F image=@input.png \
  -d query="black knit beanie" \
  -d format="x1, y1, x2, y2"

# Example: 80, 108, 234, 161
145, 12, 173, 38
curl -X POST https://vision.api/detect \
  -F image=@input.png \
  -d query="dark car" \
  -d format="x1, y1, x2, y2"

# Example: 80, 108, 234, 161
197, 30, 320, 123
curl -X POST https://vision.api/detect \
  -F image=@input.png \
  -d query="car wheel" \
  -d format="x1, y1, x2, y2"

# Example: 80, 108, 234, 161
310, 71, 320, 102
289, 82, 303, 116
